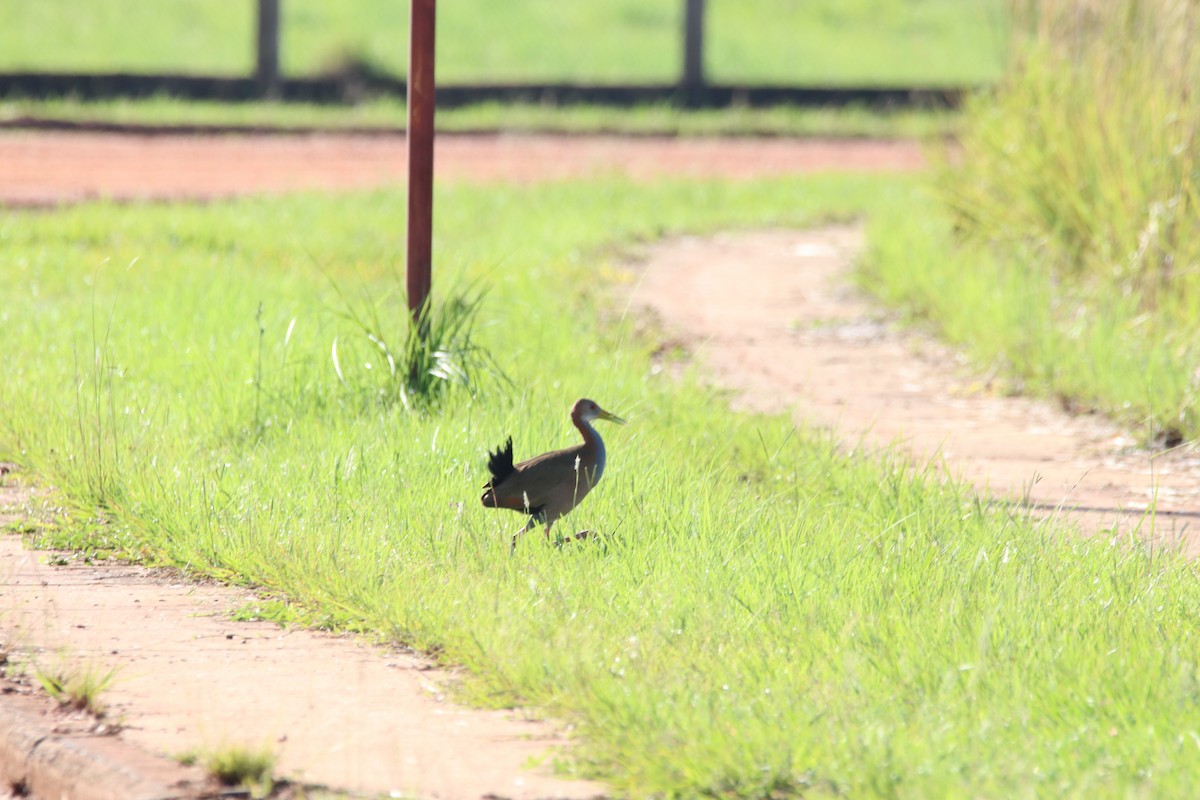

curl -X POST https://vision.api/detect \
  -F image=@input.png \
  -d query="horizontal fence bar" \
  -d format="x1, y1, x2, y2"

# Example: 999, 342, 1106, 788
0, 72, 971, 109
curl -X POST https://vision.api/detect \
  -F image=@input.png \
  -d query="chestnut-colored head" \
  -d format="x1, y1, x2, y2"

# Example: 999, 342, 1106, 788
571, 398, 626, 426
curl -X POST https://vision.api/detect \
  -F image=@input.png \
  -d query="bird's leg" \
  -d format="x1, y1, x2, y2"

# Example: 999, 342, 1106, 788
510, 516, 538, 552
544, 520, 568, 548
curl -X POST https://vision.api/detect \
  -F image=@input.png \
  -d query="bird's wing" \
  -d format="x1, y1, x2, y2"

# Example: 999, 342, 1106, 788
489, 445, 590, 512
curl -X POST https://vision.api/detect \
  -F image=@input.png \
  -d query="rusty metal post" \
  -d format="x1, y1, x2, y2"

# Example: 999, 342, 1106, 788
406, 0, 436, 324
255, 0, 281, 98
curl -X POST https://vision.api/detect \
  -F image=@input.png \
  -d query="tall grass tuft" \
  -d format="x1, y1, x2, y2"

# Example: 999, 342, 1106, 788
944, 0, 1200, 296
867, 0, 1200, 440
197, 742, 276, 795
328, 276, 507, 413
35, 661, 121, 716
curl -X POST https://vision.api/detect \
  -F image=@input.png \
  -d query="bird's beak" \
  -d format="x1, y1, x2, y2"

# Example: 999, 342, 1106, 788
598, 409, 627, 425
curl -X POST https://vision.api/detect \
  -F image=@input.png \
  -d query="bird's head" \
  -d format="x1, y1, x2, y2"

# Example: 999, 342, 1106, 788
572, 398, 626, 426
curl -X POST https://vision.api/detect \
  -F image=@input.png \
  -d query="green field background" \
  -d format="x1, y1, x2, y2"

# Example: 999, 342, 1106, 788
0, 0, 1007, 86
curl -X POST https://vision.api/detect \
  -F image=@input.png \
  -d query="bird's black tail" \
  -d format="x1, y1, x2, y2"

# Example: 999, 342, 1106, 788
487, 437, 515, 483
481, 437, 515, 507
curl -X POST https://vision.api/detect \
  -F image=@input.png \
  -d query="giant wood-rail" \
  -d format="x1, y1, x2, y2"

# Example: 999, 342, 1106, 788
481, 398, 626, 543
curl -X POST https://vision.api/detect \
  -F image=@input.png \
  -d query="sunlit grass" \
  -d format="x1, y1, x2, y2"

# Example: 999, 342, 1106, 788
327, 280, 507, 414
0, 0, 1007, 85
0, 0, 1001, 140
3, 176, 1199, 797
860, 0, 1200, 441
945, 1, 1200, 292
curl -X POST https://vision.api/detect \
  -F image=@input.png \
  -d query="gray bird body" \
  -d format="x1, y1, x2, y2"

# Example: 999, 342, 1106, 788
481, 398, 625, 537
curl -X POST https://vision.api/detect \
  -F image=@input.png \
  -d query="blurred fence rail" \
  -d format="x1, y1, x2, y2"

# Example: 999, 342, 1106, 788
0, 71, 968, 110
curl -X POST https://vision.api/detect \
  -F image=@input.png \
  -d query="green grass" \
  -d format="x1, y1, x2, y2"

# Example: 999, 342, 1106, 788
0, 0, 998, 140
0, 96, 960, 139
4, 175, 1200, 797
181, 742, 276, 795
862, 193, 1200, 444
860, 0, 1200, 442
326, 282, 505, 414
34, 661, 121, 716
0, 0, 1008, 86
705, 0, 1009, 85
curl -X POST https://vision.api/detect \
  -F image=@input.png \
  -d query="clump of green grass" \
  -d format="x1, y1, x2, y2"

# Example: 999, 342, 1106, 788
945, 0, 1200, 293
863, 0, 1200, 441
230, 599, 293, 625
34, 661, 121, 716
329, 281, 507, 413
0, 640, 15, 679
182, 742, 276, 795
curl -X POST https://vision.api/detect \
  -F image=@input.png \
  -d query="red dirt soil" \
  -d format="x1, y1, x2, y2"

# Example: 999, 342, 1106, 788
0, 502, 604, 799
0, 130, 925, 206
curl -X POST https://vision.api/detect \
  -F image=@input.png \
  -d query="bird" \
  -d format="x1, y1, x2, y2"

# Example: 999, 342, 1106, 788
481, 398, 626, 545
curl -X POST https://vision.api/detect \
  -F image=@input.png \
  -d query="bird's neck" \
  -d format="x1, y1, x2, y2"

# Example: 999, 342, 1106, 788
574, 416, 607, 484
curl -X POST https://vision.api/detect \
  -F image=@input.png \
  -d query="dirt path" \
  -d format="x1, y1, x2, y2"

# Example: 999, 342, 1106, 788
0, 130, 925, 206
627, 227, 1200, 554
4, 131, 1198, 798
0, 480, 605, 800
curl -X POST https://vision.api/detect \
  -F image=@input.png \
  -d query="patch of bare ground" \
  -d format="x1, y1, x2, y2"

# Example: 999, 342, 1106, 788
0, 131, 925, 206
627, 226, 1200, 554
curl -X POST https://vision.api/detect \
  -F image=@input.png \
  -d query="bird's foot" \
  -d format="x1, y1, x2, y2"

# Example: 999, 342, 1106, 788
550, 529, 595, 548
